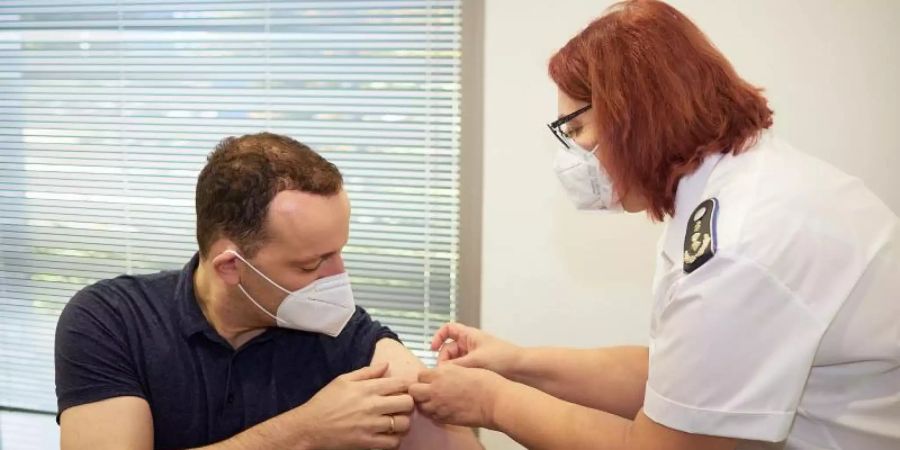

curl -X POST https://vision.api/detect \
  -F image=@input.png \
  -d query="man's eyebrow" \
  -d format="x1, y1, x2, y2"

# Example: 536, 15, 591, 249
291, 255, 321, 266
292, 252, 336, 266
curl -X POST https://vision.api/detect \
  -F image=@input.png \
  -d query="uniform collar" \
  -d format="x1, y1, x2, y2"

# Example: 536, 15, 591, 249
661, 153, 725, 265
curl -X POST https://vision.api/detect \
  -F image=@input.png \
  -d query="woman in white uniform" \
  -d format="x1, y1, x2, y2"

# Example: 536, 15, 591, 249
408, 1, 900, 449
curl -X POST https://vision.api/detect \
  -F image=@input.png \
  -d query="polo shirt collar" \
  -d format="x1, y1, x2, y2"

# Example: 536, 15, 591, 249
176, 253, 211, 338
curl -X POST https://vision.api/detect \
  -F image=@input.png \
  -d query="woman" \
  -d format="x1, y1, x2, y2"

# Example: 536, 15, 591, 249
408, 1, 900, 449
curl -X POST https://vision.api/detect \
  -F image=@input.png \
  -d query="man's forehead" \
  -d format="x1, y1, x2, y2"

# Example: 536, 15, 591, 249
263, 190, 350, 258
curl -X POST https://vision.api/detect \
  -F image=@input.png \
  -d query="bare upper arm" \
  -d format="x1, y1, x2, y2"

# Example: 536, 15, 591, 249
60, 396, 153, 450
371, 338, 426, 380
371, 338, 484, 450
629, 409, 737, 450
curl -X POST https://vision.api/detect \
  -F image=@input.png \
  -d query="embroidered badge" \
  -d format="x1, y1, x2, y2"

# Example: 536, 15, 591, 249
683, 198, 718, 273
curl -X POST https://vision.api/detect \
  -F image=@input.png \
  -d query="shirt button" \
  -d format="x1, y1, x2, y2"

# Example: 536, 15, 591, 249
227, 394, 235, 405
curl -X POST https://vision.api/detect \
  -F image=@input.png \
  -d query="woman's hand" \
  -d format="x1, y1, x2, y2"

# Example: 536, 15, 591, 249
409, 364, 508, 429
431, 323, 523, 376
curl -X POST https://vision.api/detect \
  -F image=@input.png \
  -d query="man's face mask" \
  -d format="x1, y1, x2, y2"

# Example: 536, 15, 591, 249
225, 250, 355, 337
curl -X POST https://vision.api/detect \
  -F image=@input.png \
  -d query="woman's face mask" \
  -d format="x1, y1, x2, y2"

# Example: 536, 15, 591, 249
553, 141, 623, 213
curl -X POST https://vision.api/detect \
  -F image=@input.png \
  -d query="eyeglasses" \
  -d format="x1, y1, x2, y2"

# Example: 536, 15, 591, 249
547, 104, 591, 149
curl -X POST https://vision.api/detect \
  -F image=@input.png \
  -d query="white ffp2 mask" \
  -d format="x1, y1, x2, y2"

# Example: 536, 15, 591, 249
225, 250, 355, 338
553, 143, 623, 213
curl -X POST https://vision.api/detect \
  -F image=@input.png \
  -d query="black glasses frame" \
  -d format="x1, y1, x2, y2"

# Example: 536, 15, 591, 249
546, 104, 592, 149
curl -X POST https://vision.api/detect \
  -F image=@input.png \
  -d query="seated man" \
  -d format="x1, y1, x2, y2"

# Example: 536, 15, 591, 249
55, 132, 482, 450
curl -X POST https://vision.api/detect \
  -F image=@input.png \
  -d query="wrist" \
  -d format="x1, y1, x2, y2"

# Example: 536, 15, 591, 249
502, 345, 528, 381
282, 404, 318, 450
485, 373, 518, 431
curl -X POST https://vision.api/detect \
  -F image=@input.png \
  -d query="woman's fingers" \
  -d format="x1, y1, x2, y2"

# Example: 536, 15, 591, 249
409, 382, 431, 403
437, 340, 461, 363
431, 322, 471, 350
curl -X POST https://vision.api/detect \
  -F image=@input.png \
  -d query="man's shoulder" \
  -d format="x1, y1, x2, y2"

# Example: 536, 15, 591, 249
314, 306, 400, 371
62, 269, 183, 327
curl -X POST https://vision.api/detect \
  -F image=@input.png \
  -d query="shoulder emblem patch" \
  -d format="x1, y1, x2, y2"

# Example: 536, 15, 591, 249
683, 198, 718, 273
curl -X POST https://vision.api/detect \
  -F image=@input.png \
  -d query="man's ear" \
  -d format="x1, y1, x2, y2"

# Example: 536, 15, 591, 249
209, 244, 242, 286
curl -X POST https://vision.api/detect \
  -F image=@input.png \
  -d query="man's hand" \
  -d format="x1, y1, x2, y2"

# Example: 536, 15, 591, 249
431, 323, 523, 376
290, 362, 414, 450
195, 346, 482, 450
409, 364, 507, 429
372, 338, 486, 450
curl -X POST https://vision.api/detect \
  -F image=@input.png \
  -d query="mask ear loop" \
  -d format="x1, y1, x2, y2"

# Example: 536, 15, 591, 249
224, 249, 286, 325
236, 284, 283, 325
585, 145, 618, 202
225, 249, 291, 294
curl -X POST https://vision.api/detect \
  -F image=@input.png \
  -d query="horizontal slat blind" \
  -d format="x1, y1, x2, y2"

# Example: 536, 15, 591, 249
0, 0, 461, 414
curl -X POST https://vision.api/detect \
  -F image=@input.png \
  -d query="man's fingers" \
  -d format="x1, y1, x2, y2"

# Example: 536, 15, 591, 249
364, 434, 402, 450
408, 382, 431, 403
384, 413, 411, 435
373, 394, 415, 415
343, 362, 389, 381
364, 376, 412, 396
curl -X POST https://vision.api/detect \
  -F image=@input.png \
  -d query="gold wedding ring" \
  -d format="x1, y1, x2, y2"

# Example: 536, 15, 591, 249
388, 415, 396, 434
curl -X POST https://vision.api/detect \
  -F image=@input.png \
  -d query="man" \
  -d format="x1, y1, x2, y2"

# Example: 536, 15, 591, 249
55, 132, 482, 450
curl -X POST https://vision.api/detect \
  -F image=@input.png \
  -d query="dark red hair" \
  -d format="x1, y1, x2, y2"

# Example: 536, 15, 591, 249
549, 0, 773, 220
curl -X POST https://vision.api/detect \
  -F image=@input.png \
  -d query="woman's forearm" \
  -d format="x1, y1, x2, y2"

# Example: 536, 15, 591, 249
488, 379, 736, 450
505, 345, 649, 418
490, 378, 632, 450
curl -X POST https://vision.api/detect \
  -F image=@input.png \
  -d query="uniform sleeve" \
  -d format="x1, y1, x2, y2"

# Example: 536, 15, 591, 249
321, 306, 400, 375
644, 252, 827, 442
55, 285, 145, 420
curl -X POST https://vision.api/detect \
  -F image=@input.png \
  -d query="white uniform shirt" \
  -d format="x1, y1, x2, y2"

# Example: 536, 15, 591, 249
644, 132, 900, 449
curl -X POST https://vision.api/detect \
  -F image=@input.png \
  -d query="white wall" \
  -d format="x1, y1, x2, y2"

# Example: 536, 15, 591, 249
475, 1, 900, 449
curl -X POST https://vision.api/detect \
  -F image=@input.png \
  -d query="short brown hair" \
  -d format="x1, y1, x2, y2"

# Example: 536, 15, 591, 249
548, 0, 773, 220
195, 132, 343, 257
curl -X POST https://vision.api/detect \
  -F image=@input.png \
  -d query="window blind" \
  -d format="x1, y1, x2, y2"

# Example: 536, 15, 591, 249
0, 0, 461, 415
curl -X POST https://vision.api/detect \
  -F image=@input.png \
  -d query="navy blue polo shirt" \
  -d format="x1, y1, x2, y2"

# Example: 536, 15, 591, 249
55, 253, 398, 449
